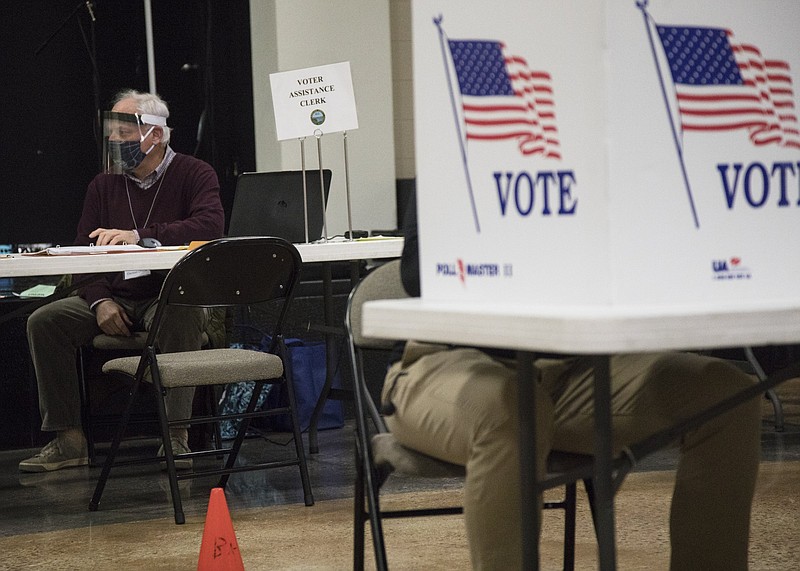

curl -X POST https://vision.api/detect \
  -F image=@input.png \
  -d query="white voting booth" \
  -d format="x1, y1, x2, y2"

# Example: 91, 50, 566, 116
413, 0, 800, 307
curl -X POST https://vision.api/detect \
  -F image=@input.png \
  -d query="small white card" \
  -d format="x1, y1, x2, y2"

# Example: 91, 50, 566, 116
269, 61, 359, 141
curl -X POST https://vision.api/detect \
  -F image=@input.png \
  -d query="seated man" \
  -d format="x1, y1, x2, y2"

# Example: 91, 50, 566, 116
383, 196, 760, 570
20, 89, 224, 473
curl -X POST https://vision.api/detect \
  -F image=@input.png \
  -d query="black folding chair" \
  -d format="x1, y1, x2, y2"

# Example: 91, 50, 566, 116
346, 260, 592, 570
88, 237, 314, 523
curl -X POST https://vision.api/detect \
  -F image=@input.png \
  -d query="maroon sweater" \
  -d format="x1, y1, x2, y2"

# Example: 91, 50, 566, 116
76, 152, 225, 306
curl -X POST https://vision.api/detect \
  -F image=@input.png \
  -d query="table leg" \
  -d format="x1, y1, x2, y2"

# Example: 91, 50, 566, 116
307, 262, 335, 454
307, 261, 365, 454
593, 355, 617, 570
517, 351, 539, 570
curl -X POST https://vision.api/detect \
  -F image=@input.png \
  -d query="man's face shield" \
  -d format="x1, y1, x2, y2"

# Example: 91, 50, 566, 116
102, 111, 166, 174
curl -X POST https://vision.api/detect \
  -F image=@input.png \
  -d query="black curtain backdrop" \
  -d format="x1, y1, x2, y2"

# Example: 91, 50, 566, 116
0, 0, 254, 247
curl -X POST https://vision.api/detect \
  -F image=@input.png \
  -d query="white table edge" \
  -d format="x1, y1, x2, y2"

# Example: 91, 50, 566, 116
362, 297, 800, 354
0, 238, 404, 278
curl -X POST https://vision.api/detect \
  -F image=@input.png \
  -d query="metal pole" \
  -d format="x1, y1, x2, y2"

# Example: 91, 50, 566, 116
300, 137, 310, 243
593, 355, 617, 570
315, 130, 329, 242
143, 0, 157, 94
343, 131, 354, 240
517, 351, 540, 570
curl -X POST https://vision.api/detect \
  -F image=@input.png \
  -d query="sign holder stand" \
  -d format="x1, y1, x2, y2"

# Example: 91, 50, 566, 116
299, 137, 311, 243
313, 130, 330, 242
297, 129, 355, 243
342, 130, 354, 241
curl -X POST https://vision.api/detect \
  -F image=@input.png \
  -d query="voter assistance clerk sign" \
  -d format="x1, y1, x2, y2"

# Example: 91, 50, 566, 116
270, 61, 359, 141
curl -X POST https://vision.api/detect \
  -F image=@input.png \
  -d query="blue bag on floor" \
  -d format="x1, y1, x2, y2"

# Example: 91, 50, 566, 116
217, 343, 273, 440
266, 337, 344, 433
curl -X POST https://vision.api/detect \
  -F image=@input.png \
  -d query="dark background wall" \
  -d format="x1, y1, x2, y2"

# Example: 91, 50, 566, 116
1, 0, 255, 247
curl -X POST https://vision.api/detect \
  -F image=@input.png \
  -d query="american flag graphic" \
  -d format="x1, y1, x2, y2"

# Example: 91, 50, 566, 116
447, 39, 561, 158
656, 25, 800, 149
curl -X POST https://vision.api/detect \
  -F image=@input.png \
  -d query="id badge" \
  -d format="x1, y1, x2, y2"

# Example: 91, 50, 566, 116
124, 269, 151, 280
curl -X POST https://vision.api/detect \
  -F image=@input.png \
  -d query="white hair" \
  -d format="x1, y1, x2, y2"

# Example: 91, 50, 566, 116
112, 89, 172, 144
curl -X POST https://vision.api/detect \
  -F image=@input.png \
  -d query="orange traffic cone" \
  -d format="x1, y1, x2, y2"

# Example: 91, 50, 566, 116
197, 487, 245, 571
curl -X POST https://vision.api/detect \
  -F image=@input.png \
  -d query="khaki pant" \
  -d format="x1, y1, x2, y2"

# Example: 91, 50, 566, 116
383, 343, 760, 570
27, 295, 209, 432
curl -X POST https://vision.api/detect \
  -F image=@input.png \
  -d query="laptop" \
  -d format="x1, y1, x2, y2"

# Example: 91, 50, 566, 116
229, 170, 332, 243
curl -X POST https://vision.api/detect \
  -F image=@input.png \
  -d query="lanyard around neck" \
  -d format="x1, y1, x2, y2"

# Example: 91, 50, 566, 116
124, 167, 167, 230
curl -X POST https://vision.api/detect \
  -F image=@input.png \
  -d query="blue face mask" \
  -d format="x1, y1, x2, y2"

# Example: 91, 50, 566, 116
109, 126, 155, 171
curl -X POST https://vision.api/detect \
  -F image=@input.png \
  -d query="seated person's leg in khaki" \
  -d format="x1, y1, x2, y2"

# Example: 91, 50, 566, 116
21, 297, 210, 473
21, 296, 99, 472
384, 344, 554, 570
552, 352, 760, 571
385, 346, 760, 571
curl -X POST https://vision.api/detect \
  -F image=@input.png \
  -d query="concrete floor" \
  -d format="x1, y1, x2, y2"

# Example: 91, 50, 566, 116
0, 390, 797, 569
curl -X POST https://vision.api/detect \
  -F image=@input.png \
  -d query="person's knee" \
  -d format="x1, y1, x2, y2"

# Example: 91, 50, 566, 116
408, 350, 520, 433
665, 355, 761, 458
27, 297, 93, 340
26, 306, 47, 337
156, 307, 208, 350
702, 356, 757, 391
694, 356, 761, 425
467, 377, 553, 478
648, 353, 757, 405
26, 303, 64, 341
163, 306, 207, 329
465, 370, 519, 430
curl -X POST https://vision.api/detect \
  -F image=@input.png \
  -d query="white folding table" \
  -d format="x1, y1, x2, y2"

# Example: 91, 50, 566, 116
0, 238, 405, 453
0, 238, 404, 278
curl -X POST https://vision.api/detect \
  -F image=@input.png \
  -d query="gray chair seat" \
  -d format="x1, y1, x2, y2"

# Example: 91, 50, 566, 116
103, 348, 284, 388
371, 433, 465, 479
